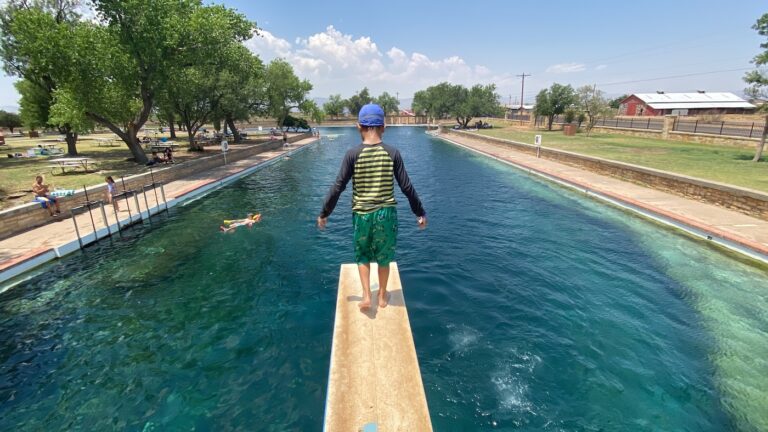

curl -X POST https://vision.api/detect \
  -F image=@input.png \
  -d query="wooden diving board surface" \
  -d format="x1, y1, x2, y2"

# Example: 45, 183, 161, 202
324, 263, 433, 432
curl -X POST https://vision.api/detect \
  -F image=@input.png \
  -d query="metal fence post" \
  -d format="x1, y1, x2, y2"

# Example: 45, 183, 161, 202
647, 118, 651, 129
750, 122, 755, 138
719, 121, 725, 135
615, 118, 619, 127
693, 120, 698, 134
630, 117, 634, 128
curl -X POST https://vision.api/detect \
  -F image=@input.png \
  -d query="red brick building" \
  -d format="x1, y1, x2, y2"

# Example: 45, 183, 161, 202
618, 92, 755, 116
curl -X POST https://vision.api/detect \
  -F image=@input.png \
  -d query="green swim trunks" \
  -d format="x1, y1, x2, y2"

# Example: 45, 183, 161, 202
353, 206, 398, 265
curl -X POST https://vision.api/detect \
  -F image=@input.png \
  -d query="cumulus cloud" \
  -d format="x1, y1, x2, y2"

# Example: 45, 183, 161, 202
545, 63, 586, 73
244, 25, 503, 97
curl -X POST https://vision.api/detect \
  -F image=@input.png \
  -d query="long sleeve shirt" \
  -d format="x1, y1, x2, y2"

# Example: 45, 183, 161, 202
320, 143, 426, 218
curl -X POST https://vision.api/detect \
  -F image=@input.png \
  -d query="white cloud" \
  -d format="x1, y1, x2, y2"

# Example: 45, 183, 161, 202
595, 64, 607, 71
546, 63, 586, 74
244, 26, 503, 97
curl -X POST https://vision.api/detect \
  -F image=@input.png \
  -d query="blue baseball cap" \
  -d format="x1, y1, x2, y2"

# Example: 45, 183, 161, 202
358, 103, 385, 126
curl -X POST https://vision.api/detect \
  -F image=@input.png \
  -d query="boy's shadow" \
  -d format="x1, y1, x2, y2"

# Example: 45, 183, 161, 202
346, 285, 405, 319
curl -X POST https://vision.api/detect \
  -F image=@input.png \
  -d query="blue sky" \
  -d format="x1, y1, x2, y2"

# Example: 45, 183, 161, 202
1, 1, 765, 110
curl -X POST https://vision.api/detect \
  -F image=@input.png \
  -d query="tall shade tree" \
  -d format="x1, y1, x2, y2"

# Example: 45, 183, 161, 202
215, 52, 266, 143
346, 87, 371, 117
451, 84, 501, 129
28, 1, 253, 164
375, 91, 399, 116
323, 94, 346, 119
534, 83, 577, 130
0, 1, 84, 154
264, 59, 317, 129
576, 85, 610, 137
0, 110, 22, 132
744, 12, 768, 162
412, 82, 461, 122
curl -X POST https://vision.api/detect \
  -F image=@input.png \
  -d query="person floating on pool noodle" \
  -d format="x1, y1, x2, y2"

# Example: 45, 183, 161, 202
317, 103, 427, 310
220, 213, 261, 232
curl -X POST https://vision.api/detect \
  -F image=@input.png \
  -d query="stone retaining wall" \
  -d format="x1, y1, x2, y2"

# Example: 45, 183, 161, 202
444, 130, 768, 220
0, 133, 310, 240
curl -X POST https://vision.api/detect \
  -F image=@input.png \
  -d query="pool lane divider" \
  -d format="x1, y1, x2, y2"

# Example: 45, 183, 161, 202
0, 140, 318, 288
324, 263, 433, 432
435, 133, 768, 265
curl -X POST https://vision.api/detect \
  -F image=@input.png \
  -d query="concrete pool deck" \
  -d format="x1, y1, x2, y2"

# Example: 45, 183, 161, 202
0, 137, 319, 285
436, 131, 768, 265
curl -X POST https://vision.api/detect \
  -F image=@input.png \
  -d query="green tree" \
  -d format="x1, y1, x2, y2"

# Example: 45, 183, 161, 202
216, 51, 266, 143
451, 84, 502, 129
608, 94, 628, 110
577, 85, 611, 137
32, 1, 253, 163
412, 82, 460, 122
323, 94, 346, 119
264, 59, 317, 128
0, 110, 22, 132
744, 12, 768, 162
534, 83, 576, 130
346, 87, 371, 117
0, 1, 84, 154
375, 91, 399, 115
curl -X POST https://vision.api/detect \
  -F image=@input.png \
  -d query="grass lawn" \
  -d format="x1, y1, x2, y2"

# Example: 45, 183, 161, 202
0, 133, 197, 210
475, 125, 768, 193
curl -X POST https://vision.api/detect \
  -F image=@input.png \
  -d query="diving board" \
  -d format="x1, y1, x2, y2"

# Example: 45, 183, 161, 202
324, 263, 433, 432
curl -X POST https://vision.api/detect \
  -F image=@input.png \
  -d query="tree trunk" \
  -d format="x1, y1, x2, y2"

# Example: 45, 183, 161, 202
547, 115, 554, 131
65, 131, 78, 156
177, 121, 184, 132
753, 115, 768, 162
168, 113, 177, 139
226, 115, 241, 143
86, 112, 148, 164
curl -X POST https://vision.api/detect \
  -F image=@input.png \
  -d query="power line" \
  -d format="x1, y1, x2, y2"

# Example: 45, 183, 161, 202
595, 67, 752, 87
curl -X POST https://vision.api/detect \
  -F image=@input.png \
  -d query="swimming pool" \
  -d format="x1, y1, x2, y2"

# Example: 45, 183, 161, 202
1, 127, 766, 431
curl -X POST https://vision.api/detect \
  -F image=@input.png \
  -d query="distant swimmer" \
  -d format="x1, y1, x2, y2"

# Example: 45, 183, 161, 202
220, 213, 262, 232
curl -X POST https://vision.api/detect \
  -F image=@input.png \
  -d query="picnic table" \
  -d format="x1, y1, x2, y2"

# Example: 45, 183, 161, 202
149, 141, 179, 152
95, 137, 119, 147
47, 157, 95, 174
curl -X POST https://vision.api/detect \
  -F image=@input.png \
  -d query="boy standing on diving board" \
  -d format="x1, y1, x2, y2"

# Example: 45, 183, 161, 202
317, 103, 427, 310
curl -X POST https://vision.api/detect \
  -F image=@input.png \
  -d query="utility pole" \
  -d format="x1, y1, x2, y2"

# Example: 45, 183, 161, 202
516, 73, 531, 110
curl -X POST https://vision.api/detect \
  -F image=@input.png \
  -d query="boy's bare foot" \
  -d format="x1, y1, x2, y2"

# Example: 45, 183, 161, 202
378, 293, 388, 309
359, 295, 371, 310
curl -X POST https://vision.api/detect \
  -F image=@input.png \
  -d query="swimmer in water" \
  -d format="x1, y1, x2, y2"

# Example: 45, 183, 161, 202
220, 213, 261, 232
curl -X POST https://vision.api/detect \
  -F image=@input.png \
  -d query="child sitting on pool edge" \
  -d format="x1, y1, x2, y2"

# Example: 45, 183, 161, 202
220, 213, 262, 232
317, 103, 427, 310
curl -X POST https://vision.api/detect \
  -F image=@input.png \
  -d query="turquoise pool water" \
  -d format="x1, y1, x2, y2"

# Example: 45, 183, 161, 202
1, 127, 766, 431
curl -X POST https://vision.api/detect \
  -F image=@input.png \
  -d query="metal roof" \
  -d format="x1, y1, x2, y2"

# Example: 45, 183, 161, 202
631, 92, 755, 110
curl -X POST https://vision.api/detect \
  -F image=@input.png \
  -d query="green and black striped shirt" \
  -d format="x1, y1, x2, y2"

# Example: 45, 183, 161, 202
320, 142, 425, 218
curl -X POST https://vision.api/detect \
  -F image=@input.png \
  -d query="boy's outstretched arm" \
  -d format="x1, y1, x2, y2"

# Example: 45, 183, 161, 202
391, 149, 427, 228
318, 150, 355, 229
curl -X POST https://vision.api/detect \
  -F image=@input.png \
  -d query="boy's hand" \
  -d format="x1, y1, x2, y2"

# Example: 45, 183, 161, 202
417, 216, 427, 230
317, 216, 327, 230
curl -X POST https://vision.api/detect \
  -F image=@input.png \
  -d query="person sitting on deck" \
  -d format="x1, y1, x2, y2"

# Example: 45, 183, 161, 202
32, 175, 61, 216
220, 213, 262, 232
163, 146, 174, 164
145, 151, 165, 166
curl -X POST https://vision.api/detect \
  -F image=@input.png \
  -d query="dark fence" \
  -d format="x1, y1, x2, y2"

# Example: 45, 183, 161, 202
509, 114, 530, 121
595, 117, 663, 131
672, 119, 766, 138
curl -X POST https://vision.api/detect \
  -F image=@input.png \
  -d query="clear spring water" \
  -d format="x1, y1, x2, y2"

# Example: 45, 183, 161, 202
1, 127, 766, 431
